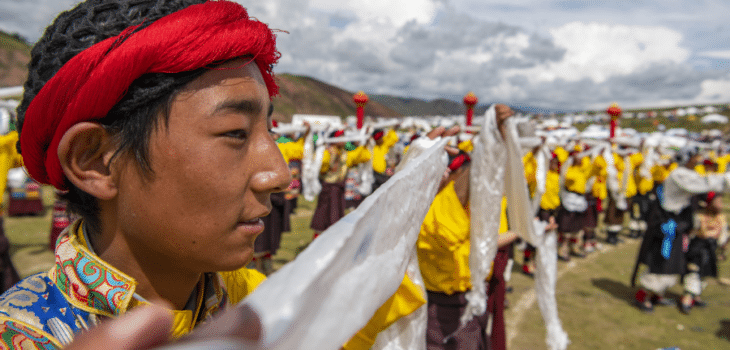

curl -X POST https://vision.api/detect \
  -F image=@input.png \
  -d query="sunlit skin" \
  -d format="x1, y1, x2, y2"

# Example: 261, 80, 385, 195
86, 60, 292, 309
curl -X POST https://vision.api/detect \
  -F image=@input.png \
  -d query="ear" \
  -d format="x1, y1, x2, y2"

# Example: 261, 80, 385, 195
57, 122, 118, 200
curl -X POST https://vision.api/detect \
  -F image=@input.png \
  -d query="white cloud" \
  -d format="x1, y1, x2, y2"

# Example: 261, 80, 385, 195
697, 74, 730, 103
698, 50, 730, 60
516, 22, 690, 83
309, 0, 441, 26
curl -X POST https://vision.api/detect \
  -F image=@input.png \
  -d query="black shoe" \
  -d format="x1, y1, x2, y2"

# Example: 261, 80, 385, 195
636, 300, 654, 313
506, 286, 513, 293
693, 299, 707, 308
558, 254, 570, 262
653, 297, 674, 306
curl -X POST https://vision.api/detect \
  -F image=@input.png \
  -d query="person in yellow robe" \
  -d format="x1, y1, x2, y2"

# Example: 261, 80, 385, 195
371, 128, 400, 191
605, 148, 627, 245
522, 150, 560, 274
418, 105, 517, 350
557, 148, 591, 260
627, 149, 655, 239
417, 157, 516, 349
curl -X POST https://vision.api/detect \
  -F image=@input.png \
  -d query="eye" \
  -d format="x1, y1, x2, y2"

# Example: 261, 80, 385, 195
223, 129, 248, 140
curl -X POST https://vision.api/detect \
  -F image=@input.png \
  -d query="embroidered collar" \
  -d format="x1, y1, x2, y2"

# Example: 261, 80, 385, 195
49, 220, 229, 337
49, 220, 137, 317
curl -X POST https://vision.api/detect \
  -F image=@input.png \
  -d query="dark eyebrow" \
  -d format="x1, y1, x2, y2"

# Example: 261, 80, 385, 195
212, 99, 264, 117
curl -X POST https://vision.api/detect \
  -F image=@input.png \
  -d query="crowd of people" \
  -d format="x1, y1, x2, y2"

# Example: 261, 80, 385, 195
0, 0, 726, 349
232, 106, 720, 349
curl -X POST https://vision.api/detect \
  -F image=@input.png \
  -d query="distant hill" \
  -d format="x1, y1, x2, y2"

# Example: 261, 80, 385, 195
0, 31, 30, 89
271, 74, 401, 123
371, 94, 488, 117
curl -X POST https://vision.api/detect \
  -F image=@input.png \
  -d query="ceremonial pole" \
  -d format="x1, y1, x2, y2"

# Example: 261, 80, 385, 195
354, 91, 369, 130
463, 92, 478, 127
607, 103, 622, 139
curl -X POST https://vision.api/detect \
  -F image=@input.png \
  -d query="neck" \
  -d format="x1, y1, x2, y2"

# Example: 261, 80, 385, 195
89, 212, 201, 310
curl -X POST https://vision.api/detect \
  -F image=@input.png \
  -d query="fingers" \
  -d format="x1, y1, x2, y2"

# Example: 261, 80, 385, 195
425, 125, 461, 140
67, 303, 173, 350
444, 145, 460, 157
426, 126, 446, 140
443, 125, 461, 137
495, 104, 514, 121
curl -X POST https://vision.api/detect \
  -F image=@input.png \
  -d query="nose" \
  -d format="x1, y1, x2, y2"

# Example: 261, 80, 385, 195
249, 130, 292, 194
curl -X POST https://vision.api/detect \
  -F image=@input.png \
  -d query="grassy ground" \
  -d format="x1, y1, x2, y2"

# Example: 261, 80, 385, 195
7, 189, 730, 349
6, 186, 56, 278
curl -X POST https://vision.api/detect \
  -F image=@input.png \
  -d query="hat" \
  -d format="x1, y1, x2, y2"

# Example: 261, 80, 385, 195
372, 129, 384, 141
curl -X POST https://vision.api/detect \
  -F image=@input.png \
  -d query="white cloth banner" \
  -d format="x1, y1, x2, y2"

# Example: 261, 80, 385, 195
462, 105, 505, 324
301, 131, 325, 201
503, 117, 570, 350
603, 146, 627, 210
368, 136, 450, 350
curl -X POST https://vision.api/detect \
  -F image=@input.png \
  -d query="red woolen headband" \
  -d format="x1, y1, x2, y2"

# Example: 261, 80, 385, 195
448, 153, 471, 171
20, 0, 280, 190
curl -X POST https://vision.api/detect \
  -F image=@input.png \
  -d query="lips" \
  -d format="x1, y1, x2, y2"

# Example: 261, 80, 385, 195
236, 217, 265, 235
240, 218, 263, 225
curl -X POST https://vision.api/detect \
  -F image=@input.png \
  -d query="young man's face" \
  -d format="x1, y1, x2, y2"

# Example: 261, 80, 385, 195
115, 59, 291, 273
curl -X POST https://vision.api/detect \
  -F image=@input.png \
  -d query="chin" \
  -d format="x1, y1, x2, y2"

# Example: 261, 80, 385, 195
224, 251, 255, 271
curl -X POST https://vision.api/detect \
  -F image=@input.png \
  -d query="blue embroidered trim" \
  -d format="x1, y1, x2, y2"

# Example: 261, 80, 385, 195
660, 218, 677, 259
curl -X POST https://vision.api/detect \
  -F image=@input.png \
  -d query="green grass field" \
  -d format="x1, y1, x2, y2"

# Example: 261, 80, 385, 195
6, 188, 730, 349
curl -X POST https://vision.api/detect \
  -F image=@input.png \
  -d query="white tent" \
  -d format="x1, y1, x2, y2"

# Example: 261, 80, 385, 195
701, 113, 728, 124
291, 114, 344, 131
703, 106, 717, 114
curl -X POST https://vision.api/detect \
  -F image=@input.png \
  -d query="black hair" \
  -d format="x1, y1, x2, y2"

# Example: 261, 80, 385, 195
16, 0, 208, 235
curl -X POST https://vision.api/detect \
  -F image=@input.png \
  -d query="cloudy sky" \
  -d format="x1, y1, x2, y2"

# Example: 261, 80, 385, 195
2, 0, 729, 112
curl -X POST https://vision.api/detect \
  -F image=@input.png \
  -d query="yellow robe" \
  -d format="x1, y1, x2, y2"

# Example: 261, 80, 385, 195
0, 131, 23, 208
417, 183, 508, 294
372, 130, 399, 174
320, 146, 371, 183
591, 155, 608, 200
277, 137, 305, 164
541, 171, 561, 210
